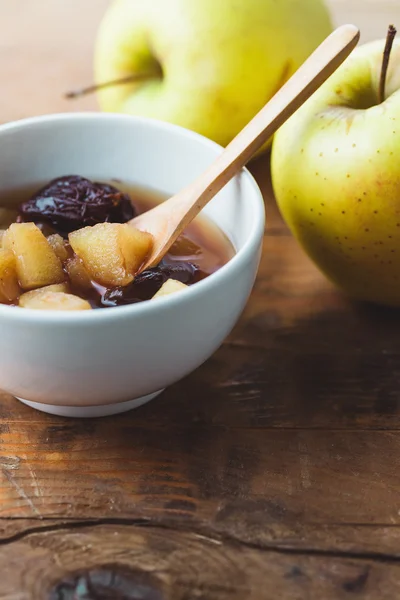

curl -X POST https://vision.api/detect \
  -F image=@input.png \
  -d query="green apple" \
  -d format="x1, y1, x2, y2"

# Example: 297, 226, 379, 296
94, 0, 332, 148
271, 36, 400, 307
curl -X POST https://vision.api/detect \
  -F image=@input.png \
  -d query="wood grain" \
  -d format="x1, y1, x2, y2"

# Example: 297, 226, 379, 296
4, 524, 400, 600
1, 1, 400, 598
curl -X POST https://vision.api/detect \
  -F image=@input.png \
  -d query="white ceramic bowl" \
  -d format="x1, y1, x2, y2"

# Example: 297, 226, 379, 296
0, 113, 264, 417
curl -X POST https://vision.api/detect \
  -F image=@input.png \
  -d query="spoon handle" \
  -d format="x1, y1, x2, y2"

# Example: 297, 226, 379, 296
175, 24, 360, 221
133, 23, 360, 271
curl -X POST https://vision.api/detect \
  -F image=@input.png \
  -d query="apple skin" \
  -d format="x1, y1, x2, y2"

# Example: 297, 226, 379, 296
94, 0, 332, 148
271, 39, 400, 307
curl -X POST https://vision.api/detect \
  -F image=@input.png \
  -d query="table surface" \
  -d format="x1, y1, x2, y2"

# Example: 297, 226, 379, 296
1, 1, 400, 598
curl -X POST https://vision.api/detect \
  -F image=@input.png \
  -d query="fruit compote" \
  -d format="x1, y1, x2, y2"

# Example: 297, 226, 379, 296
0, 176, 234, 310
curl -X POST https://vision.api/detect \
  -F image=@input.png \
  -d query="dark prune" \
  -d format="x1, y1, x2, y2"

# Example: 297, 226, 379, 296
100, 261, 200, 307
161, 261, 201, 285
18, 175, 136, 235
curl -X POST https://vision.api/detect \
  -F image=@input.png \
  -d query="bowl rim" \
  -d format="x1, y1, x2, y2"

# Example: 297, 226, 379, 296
0, 112, 265, 324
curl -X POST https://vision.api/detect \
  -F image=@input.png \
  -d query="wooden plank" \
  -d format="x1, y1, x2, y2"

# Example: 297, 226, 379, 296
1, 524, 400, 600
1, 397, 400, 550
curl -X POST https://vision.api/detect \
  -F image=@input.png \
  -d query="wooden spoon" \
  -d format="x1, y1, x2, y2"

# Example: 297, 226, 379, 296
130, 24, 360, 272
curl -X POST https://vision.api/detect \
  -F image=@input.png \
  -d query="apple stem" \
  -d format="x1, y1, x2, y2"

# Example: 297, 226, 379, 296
378, 24, 397, 104
64, 73, 155, 99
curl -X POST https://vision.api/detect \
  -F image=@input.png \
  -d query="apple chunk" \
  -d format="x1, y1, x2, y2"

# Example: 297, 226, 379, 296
152, 278, 188, 299
19, 289, 91, 311
65, 256, 93, 290
19, 283, 69, 307
0, 248, 20, 303
47, 233, 72, 262
3, 223, 65, 290
119, 224, 154, 276
69, 223, 153, 286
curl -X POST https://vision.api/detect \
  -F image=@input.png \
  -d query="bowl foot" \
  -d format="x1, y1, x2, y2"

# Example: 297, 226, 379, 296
16, 389, 164, 418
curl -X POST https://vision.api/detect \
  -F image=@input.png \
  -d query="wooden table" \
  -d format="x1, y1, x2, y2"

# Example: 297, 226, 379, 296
1, 1, 400, 598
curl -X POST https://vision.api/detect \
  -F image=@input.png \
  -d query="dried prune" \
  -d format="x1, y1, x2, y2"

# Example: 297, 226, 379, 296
100, 261, 200, 307
162, 261, 201, 285
18, 175, 135, 235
